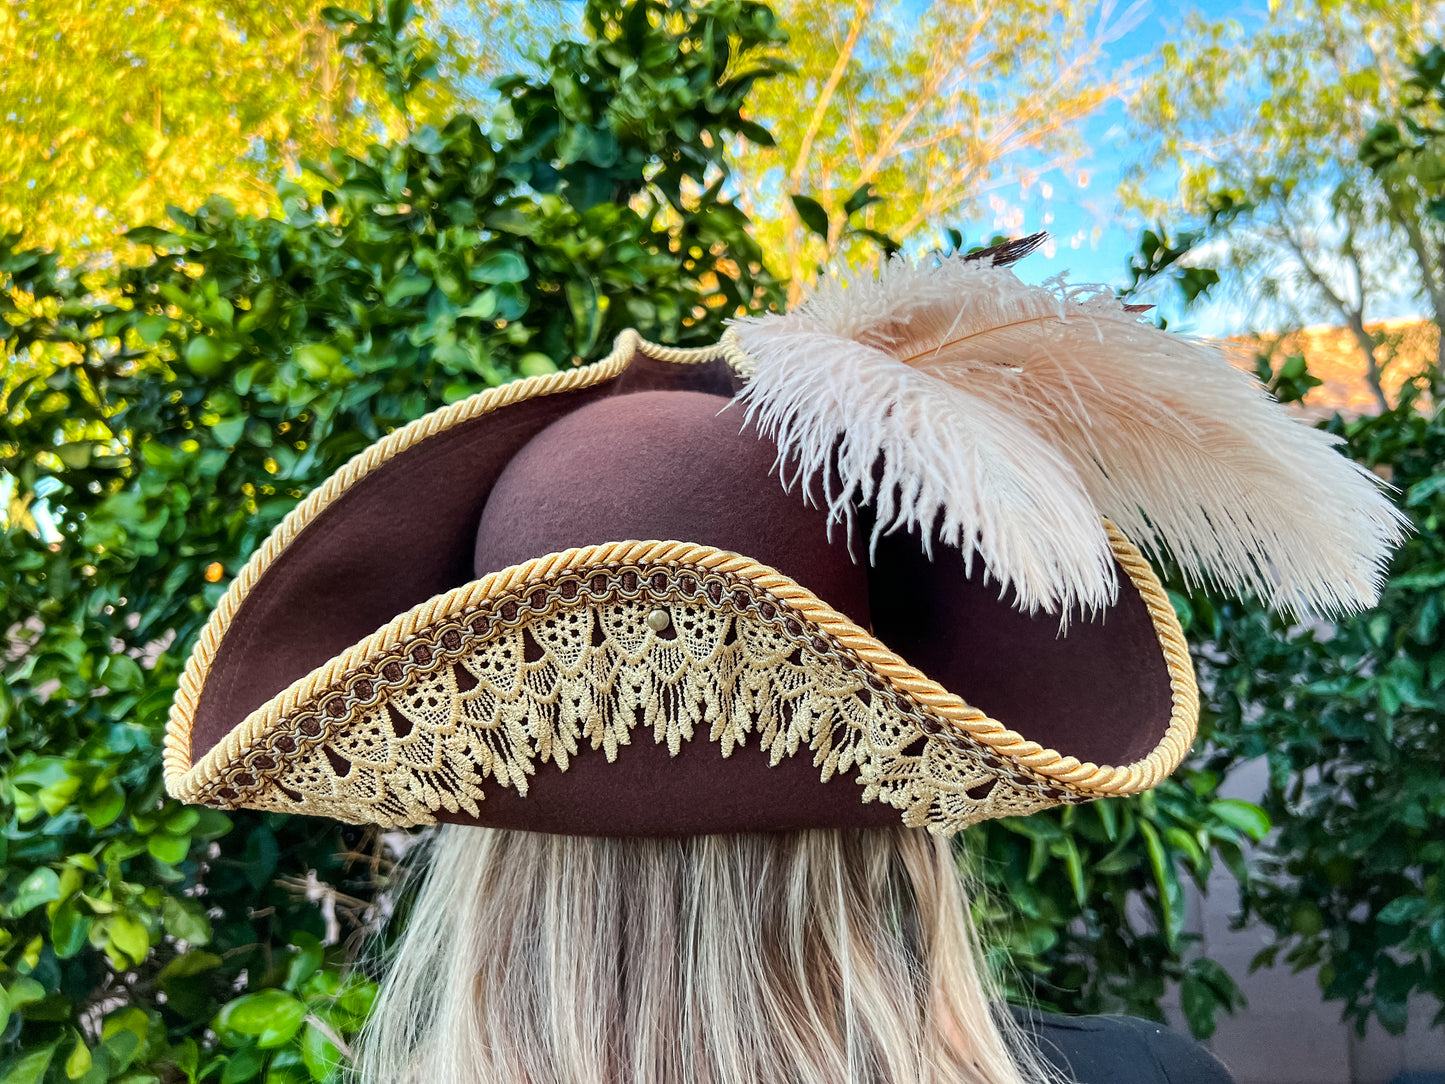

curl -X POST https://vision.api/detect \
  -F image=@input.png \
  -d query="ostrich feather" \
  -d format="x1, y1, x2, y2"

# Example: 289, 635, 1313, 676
730, 253, 1407, 617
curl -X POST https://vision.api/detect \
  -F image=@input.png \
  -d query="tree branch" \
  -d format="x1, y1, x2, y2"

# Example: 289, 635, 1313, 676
1275, 198, 1389, 412
1391, 189, 1445, 332
842, 0, 1011, 202
788, 0, 877, 189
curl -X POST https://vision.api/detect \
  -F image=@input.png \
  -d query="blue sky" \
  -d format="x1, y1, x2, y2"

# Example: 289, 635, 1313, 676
1003, 0, 1265, 334
448, 0, 1395, 338
449, 0, 1248, 300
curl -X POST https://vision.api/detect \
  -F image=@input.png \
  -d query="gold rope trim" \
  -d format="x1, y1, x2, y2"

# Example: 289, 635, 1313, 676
165, 331, 750, 778
165, 533, 1197, 830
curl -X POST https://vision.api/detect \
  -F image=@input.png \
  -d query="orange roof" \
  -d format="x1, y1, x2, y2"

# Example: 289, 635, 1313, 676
1233, 318, 1438, 419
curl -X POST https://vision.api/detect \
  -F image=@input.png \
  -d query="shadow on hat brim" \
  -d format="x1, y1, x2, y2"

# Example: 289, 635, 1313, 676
164, 332, 1199, 835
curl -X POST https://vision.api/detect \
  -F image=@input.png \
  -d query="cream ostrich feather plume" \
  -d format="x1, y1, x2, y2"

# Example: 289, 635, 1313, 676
729, 249, 1407, 617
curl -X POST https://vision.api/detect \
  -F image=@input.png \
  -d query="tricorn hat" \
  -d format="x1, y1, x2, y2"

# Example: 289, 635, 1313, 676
164, 250, 1404, 836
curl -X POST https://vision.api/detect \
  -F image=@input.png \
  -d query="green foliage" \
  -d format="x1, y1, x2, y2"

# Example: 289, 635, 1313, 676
0, 0, 391, 253
0, 0, 572, 255
1125, 36, 1445, 1034
1360, 44, 1445, 230
1253, 353, 1324, 407
1, 0, 1293, 1064
970, 775, 1257, 1039
788, 184, 900, 268
324, 1, 441, 122
1197, 364, 1445, 1037
0, 1, 786, 1078
1116, 189, 1260, 328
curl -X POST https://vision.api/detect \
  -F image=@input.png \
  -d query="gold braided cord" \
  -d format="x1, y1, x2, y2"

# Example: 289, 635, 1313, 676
166, 530, 1197, 808
164, 331, 751, 778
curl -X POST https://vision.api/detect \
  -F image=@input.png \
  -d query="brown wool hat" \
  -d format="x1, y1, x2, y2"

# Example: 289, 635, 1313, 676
164, 254, 1404, 836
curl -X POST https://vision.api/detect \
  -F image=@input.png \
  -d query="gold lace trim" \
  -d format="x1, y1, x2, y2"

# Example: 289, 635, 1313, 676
165, 331, 750, 779
166, 538, 1198, 834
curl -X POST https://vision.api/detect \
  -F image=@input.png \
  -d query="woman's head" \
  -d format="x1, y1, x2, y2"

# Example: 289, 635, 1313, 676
353, 825, 1055, 1084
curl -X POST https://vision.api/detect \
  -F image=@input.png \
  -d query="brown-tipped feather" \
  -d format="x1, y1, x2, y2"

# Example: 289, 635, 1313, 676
963, 231, 1049, 267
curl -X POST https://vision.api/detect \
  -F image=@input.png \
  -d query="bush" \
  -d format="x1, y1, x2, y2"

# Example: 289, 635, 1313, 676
969, 774, 1257, 1037
0, 2, 784, 1078
1131, 53, 1445, 1033
0, 4, 1278, 1078
1200, 366, 1445, 1036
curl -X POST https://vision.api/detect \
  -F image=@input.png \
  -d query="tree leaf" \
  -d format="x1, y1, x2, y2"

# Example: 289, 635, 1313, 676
1377, 896, 1426, 925
843, 182, 883, 218
471, 251, 528, 285
147, 833, 191, 865
216, 990, 307, 1049
1139, 820, 1183, 949
1208, 799, 1270, 841
162, 896, 212, 944
733, 118, 775, 146
100, 654, 144, 692
221, 1045, 264, 1084
9, 868, 61, 916
284, 934, 324, 992
7, 977, 46, 1012
789, 194, 829, 241
99, 1007, 149, 1072
383, 274, 432, 305
50, 900, 91, 959
1179, 973, 1218, 1040
300, 1022, 342, 1081
105, 914, 151, 966
0, 1041, 59, 1084
64, 1036, 92, 1080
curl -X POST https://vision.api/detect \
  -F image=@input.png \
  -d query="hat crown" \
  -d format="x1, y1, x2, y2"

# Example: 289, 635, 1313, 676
473, 389, 872, 627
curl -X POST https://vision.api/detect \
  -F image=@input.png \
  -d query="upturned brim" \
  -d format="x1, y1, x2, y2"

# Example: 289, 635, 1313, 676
164, 331, 1198, 835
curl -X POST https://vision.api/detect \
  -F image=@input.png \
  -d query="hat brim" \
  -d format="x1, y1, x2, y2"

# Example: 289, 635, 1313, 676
165, 332, 1198, 835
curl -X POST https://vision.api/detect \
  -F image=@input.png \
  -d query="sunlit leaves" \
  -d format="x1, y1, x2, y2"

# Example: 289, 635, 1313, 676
1124, 1, 1442, 354
215, 990, 309, 1049
0, 0, 563, 255
0, 2, 786, 1079
1, 1, 378, 253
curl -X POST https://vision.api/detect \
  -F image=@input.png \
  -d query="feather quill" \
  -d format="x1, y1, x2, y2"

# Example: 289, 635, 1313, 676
731, 253, 1407, 617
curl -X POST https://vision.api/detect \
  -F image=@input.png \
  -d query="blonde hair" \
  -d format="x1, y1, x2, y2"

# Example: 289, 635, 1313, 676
351, 825, 1055, 1084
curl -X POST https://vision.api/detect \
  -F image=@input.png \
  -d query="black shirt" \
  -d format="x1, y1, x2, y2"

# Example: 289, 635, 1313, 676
1015, 1010, 1236, 1084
